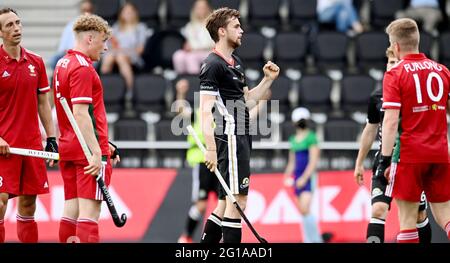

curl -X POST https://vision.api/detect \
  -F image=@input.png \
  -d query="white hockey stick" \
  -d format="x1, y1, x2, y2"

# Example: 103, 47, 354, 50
10, 147, 60, 160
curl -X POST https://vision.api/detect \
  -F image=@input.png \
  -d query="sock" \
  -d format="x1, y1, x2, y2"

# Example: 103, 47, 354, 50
76, 218, 99, 243
417, 217, 432, 243
186, 205, 202, 237
302, 214, 323, 243
222, 217, 242, 243
397, 229, 419, 243
0, 219, 4, 243
445, 220, 450, 240
366, 217, 385, 243
16, 214, 38, 243
59, 217, 77, 243
200, 213, 222, 243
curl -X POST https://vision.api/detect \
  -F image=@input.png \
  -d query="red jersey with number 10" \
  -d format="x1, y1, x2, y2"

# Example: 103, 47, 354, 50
53, 50, 109, 161
382, 53, 450, 163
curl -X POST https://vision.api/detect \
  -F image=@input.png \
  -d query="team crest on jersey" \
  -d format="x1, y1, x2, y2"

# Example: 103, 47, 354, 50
28, 64, 36, 76
240, 177, 249, 189
371, 188, 383, 198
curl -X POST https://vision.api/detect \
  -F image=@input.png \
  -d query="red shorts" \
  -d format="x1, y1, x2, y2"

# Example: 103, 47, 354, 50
59, 157, 112, 201
386, 162, 450, 203
0, 155, 49, 196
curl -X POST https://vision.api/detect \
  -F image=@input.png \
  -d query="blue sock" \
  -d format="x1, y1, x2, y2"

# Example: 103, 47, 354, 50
302, 214, 323, 243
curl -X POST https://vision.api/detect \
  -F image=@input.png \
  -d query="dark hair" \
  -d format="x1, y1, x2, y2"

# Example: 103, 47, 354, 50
0, 8, 18, 30
205, 7, 240, 42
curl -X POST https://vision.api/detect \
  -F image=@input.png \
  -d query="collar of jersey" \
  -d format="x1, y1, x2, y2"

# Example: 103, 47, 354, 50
0, 44, 28, 63
403, 53, 426, 60
213, 48, 235, 67
67, 49, 93, 64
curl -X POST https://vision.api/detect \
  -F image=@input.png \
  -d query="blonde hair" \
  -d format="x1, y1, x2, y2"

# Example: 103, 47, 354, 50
385, 18, 419, 52
73, 14, 111, 38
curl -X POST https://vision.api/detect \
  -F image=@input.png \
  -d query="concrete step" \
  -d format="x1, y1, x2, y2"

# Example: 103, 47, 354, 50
24, 26, 64, 37
2, 0, 79, 9
22, 36, 60, 50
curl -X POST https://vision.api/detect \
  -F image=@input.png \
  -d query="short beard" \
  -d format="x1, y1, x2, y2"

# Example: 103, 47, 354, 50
228, 38, 240, 49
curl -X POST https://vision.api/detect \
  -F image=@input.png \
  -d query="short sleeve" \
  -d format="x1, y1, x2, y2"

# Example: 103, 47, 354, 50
199, 60, 222, 96
69, 66, 94, 104
137, 23, 148, 46
308, 132, 318, 147
367, 93, 381, 124
37, 57, 50, 94
382, 69, 401, 109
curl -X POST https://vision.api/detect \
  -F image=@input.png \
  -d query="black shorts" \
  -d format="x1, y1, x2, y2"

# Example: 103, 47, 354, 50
191, 163, 219, 201
216, 134, 252, 200
371, 158, 427, 211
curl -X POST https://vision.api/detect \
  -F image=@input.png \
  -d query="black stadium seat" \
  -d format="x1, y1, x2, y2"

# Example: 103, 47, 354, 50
439, 31, 450, 67
288, 0, 317, 30
92, 0, 121, 24
234, 32, 267, 70
298, 74, 333, 113
128, 0, 161, 28
210, 0, 240, 10
340, 74, 376, 113
313, 31, 349, 72
113, 117, 148, 167
370, 0, 406, 29
419, 31, 433, 58
134, 74, 167, 114
247, 0, 282, 29
355, 31, 390, 72
273, 32, 308, 71
166, 0, 195, 29
101, 74, 126, 113
324, 117, 361, 142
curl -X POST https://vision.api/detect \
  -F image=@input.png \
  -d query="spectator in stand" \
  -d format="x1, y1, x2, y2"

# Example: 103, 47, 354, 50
317, 0, 364, 35
396, 0, 443, 35
49, 0, 94, 71
172, 0, 214, 75
100, 1, 148, 98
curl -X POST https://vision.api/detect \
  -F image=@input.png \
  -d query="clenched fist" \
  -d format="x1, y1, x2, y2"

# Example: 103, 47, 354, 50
263, 61, 280, 80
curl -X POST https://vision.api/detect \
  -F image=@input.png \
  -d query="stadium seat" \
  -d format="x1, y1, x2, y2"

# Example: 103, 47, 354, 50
419, 31, 434, 59
159, 31, 186, 69
128, 0, 160, 28
298, 74, 333, 113
246, 0, 282, 29
323, 117, 361, 142
166, 0, 196, 29
313, 31, 349, 72
92, 0, 121, 24
287, 0, 318, 31
439, 31, 450, 67
155, 120, 186, 168
210, 0, 240, 10
267, 76, 294, 115
370, 0, 406, 29
113, 117, 148, 167
101, 74, 126, 114
355, 31, 390, 72
173, 74, 200, 106
273, 31, 308, 71
134, 74, 167, 114
340, 74, 376, 113
234, 32, 267, 70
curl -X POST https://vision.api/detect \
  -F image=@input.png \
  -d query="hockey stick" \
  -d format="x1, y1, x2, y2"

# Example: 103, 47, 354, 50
10, 147, 60, 160
59, 97, 127, 228
186, 125, 268, 243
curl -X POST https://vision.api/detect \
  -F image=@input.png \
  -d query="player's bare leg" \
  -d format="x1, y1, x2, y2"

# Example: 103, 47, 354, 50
0, 193, 9, 243
396, 199, 420, 243
200, 199, 225, 243
222, 194, 247, 243
429, 201, 450, 240
297, 191, 322, 243
16, 195, 38, 243
76, 198, 101, 243
59, 198, 79, 243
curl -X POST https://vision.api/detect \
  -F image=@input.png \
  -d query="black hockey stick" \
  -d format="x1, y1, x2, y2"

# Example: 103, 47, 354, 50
187, 125, 268, 243
60, 97, 127, 227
